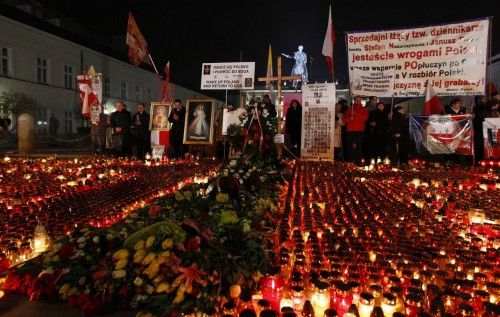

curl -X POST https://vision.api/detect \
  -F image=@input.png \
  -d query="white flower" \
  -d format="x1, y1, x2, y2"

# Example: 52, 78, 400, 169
106, 234, 113, 240
79, 243, 86, 249
92, 236, 100, 244
134, 277, 144, 286
229, 160, 237, 167
76, 236, 86, 244
262, 109, 269, 118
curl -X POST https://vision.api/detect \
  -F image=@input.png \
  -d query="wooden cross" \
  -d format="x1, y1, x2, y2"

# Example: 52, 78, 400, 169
258, 56, 301, 158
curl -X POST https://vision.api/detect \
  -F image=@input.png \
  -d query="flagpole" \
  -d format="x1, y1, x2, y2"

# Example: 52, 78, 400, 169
148, 54, 160, 77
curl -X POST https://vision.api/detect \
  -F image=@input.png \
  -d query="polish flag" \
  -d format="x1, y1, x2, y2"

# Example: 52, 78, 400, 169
423, 81, 443, 115
126, 12, 148, 66
321, 5, 335, 75
150, 130, 170, 147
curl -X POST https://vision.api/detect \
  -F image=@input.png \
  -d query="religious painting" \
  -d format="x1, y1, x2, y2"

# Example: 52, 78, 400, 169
149, 102, 171, 131
183, 99, 215, 145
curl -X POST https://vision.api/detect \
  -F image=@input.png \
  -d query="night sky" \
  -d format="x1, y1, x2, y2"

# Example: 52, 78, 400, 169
39, 0, 498, 97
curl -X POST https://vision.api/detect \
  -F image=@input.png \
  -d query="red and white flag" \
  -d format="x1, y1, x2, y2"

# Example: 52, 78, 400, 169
423, 82, 443, 115
126, 12, 148, 66
321, 5, 335, 75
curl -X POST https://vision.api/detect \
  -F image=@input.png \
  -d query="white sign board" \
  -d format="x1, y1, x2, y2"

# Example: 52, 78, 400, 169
346, 18, 489, 97
300, 83, 336, 161
274, 134, 285, 144
351, 69, 395, 97
222, 107, 246, 136
201, 62, 255, 90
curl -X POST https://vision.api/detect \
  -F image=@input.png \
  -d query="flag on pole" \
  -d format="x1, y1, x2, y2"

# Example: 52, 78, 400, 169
126, 12, 148, 66
423, 81, 443, 115
321, 5, 335, 75
161, 61, 171, 101
265, 44, 273, 90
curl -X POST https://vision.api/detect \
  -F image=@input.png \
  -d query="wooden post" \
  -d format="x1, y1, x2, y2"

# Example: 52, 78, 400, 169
258, 56, 301, 159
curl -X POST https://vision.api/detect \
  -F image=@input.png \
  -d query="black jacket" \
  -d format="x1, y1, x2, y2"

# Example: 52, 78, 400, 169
390, 112, 409, 140
110, 110, 132, 133
168, 106, 186, 139
368, 109, 389, 136
134, 111, 150, 136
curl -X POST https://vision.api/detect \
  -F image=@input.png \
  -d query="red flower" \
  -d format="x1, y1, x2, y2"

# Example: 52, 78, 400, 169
67, 294, 79, 308
91, 270, 108, 281
253, 133, 261, 141
78, 293, 92, 308
186, 236, 201, 252
0, 257, 11, 275
58, 243, 74, 260
149, 205, 161, 219
241, 128, 248, 136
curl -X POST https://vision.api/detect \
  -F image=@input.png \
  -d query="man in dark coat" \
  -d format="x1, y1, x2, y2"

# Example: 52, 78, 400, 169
389, 106, 410, 164
168, 99, 186, 158
110, 101, 132, 157
285, 99, 302, 157
367, 102, 389, 160
134, 103, 150, 160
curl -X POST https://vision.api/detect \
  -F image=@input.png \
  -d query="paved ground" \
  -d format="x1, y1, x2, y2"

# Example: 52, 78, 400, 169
0, 294, 137, 317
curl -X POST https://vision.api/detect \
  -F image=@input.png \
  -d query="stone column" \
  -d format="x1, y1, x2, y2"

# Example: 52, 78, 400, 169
18, 112, 35, 153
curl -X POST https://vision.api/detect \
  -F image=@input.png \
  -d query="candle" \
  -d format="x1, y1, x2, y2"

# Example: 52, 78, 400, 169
380, 293, 396, 317
291, 286, 305, 311
311, 282, 330, 316
358, 292, 374, 317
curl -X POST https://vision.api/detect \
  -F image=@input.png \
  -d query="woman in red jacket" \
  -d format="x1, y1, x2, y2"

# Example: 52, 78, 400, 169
343, 96, 369, 164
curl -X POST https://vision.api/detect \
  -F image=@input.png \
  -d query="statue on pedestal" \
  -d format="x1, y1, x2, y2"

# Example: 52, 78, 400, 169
283, 45, 308, 88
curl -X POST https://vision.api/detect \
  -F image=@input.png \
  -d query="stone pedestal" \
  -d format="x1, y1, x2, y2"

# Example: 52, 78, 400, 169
18, 112, 35, 153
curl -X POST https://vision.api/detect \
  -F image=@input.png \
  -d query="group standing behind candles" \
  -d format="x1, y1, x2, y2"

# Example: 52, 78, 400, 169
90, 100, 188, 160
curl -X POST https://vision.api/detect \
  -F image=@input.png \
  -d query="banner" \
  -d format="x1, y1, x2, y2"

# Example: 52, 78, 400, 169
410, 114, 473, 155
351, 69, 395, 97
346, 18, 489, 97
300, 83, 336, 161
483, 118, 500, 159
201, 62, 255, 90
77, 73, 102, 117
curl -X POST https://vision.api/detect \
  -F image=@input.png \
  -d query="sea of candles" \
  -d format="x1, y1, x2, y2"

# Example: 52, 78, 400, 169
0, 156, 218, 266
256, 161, 499, 316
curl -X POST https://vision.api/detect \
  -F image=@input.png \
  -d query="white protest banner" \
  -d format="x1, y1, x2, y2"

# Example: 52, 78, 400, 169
300, 83, 336, 161
346, 18, 489, 97
201, 62, 255, 90
222, 107, 246, 135
351, 69, 395, 97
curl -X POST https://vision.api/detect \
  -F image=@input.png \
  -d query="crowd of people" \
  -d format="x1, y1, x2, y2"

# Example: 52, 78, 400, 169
90, 99, 187, 160
283, 92, 500, 165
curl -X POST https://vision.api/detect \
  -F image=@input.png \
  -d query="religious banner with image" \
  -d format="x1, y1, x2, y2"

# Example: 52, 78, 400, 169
300, 83, 336, 161
351, 69, 395, 97
483, 117, 500, 159
410, 114, 473, 155
201, 62, 255, 90
149, 102, 171, 147
346, 18, 489, 97
184, 99, 215, 144
77, 73, 102, 117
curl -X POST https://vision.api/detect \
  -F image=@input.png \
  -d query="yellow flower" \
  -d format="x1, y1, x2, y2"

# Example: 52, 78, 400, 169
161, 238, 173, 249
67, 287, 78, 297
145, 236, 156, 249
155, 282, 170, 293
59, 284, 71, 296
115, 258, 128, 270
112, 249, 129, 261
142, 252, 156, 266
133, 249, 147, 264
134, 240, 146, 251
112, 269, 127, 279
51, 255, 60, 262
216, 193, 230, 203
174, 191, 184, 201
